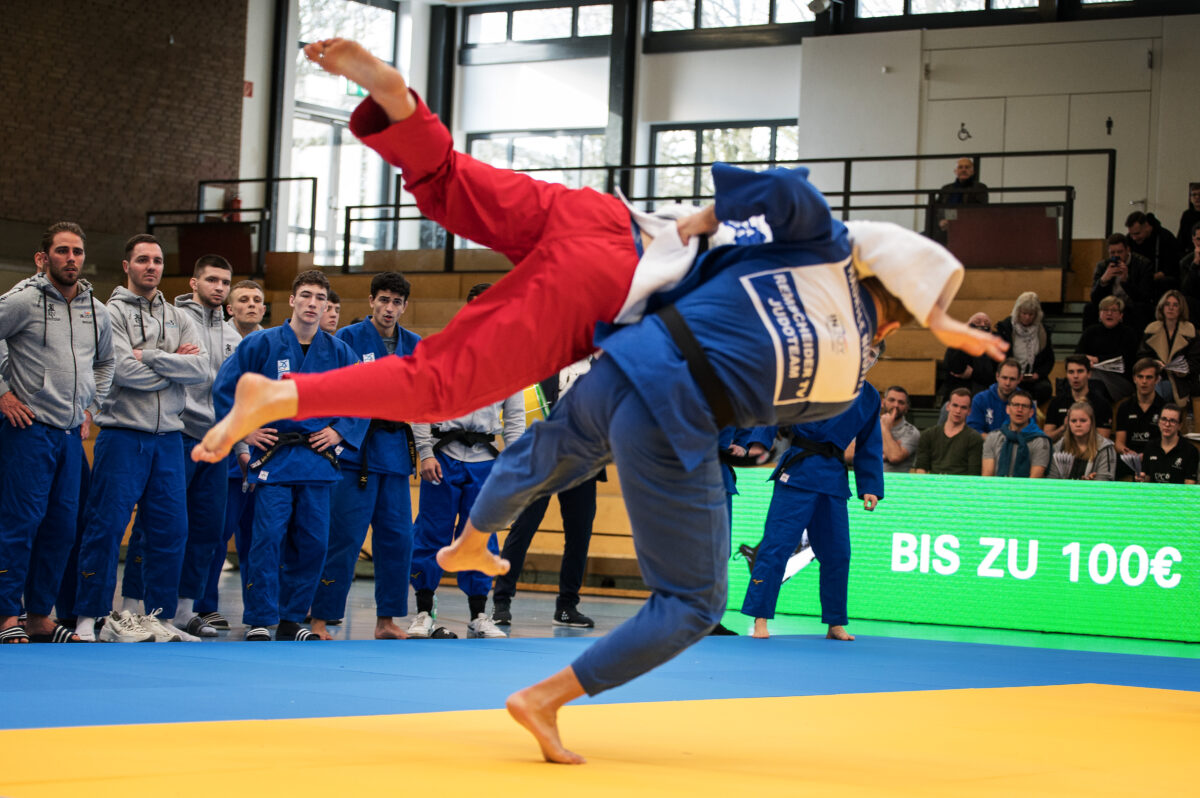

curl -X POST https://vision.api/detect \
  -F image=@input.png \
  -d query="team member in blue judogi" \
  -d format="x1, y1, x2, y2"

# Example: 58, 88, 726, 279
0, 222, 113, 644
741, 383, 885, 642
310, 272, 421, 640
194, 279, 266, 629
212, 270, 365, 641
435, 162, 1004, 763
74, 234, 208, 642
407, 283, 526, 640
119, 255, 242, 638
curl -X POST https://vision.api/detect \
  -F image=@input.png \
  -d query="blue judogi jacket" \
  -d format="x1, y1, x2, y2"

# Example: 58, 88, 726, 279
212, 321, 366, 485
332, 318, 422, 476
770, 384, 885, 500
598, 163, 876, 471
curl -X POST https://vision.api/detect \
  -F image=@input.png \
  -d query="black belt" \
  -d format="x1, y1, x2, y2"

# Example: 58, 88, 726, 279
657, 304, 734, 428
249, 431, 339, 471
358, 420, 416, 489
432, 427, 500, 458
770, 436, 842, 480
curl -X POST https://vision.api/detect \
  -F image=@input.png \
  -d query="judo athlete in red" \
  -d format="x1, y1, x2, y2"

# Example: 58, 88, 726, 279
194, 37, 709, 462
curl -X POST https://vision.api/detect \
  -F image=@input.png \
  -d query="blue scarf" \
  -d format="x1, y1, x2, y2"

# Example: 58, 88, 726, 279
996, 426, 1045, 477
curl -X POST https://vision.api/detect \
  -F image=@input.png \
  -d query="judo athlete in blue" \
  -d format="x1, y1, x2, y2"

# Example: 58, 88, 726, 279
74, 235, 209, 642
310, 272, 422, 640
0, 223, 113, 644
436, 162, 1003, 763
741, 384, 885, 641
119, 255, 242, 638
211, 270, 366, 641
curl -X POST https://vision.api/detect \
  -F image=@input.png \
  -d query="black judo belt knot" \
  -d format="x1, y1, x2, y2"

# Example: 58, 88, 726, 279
249, 431, 339, 471
770, 435, 842, 480
358, 419, 417, 489
432, 427, 500, 458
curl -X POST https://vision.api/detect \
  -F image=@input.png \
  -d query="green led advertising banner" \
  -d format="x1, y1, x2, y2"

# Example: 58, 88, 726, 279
726, 471, 1200, 643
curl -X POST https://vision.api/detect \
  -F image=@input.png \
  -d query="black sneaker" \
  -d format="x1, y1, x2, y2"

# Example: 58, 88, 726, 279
492, 600, 512, 626
552, 606, 594, 628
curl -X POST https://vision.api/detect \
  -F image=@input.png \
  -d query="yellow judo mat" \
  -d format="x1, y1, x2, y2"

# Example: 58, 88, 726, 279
4, 684, 1197, 797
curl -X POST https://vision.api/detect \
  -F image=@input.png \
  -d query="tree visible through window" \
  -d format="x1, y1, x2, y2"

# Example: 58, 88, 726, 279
651, 121, 799, 202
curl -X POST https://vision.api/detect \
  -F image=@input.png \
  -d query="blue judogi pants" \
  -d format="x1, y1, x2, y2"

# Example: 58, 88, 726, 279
410, 453, 498, 599
242, 482, 331, 627
0, 422, 84, 617
312, 470, 414, 620
194, 477, 255, 615
740, 486, 850, 625
123, 435, 228, 604
75, 429, 187, 619
470, 356, 727, 696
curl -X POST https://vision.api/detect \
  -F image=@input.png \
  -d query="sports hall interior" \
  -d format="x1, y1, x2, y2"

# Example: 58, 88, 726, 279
1, 1, 1197, 795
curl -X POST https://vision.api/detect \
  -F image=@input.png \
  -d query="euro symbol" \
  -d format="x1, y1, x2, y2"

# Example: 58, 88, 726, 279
1150, 546, 1182, 588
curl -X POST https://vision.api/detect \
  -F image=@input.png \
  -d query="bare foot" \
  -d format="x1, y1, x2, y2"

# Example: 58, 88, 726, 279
375, 618, 407, 640
192, 374, 299, 462
506, 687, 585, 764
309, 620, 334, 640
826, 625, 855, 641
302, 38, 416, 122
436, 523, 509, 576
751, 618, 769, 639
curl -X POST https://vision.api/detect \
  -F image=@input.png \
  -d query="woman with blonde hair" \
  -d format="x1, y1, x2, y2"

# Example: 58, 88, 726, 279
1138, 289, 1200, 404
995, 291, 1054, 405
1049, 401, 1116, 480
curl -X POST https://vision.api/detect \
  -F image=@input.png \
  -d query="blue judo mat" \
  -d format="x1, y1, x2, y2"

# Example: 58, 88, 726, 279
3, 635, 1198, 730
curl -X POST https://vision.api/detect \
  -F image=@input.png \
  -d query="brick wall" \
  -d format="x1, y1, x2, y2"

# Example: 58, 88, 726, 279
0, 1, 248, 240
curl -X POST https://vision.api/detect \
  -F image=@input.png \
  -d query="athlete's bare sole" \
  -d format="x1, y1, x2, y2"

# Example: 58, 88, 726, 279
375, 618, 408, 640
303, 38, 416, 123
826, 624, 855, 641
506, 668, 587, 764
752, 618, 770, 639
192, 374, 299, 463
436, 523, 510, 577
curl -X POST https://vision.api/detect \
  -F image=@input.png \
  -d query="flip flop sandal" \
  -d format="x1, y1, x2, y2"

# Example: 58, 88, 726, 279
0, 625, 29, 643
29, 623, 84, 643
430, 626, 458, 639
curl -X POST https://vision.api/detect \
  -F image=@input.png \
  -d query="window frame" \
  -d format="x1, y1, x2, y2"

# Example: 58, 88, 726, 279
647, 119, 800, 201
459, 0, 615, 66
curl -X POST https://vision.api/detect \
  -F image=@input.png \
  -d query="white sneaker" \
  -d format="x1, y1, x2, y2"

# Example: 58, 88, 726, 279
98, 610, 154, 643
407, 611, 434, 638
134, 608, 182, 642
467, 613, 507, 639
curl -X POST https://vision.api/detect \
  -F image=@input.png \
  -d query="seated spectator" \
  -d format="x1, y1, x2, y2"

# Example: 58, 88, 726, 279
1088, 233, 1154, 330
878, 385, 920, 473
967, 358, 1043, 435
1137, 404, 1198, 484
1043, 355, 1113, 443
981, 390, 1049, 478
1138, 289, 1200, 405
914, 388, 983, 475
1126, 211, 1181, 297
1179, 221, 1200, 320
1176, 183, 1200, 244
1114, 358, 1166, 480
994, 292, 1054, 406
943, 312, 996, 397
1048, 402, 1116, 481
1074, 295, 1140, 403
